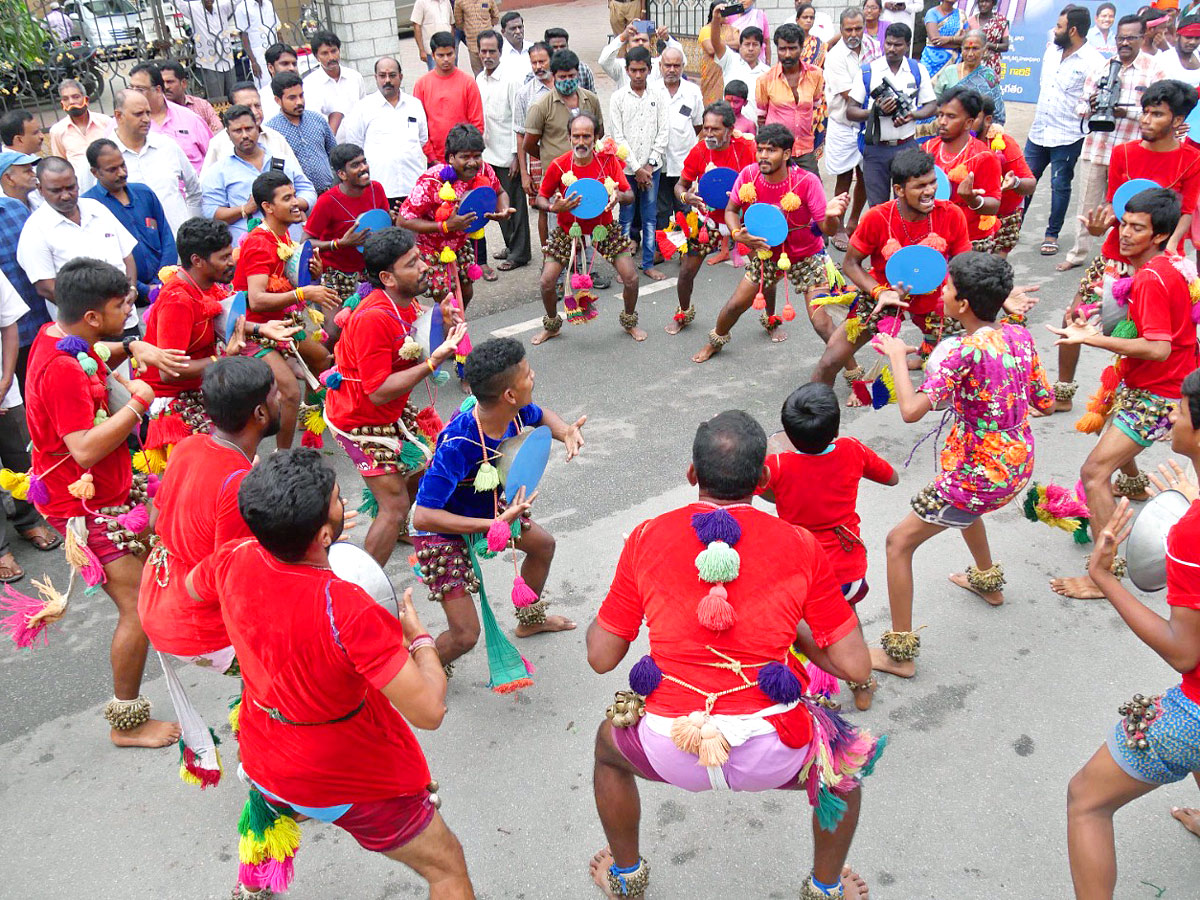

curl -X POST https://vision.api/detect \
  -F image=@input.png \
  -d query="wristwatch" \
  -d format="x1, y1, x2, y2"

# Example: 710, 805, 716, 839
121, 334, 138, 358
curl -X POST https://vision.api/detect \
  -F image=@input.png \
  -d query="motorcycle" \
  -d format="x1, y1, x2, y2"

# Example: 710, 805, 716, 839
0, 38, 105, 109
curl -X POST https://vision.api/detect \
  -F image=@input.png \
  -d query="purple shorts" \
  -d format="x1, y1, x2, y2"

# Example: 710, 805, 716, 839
612, 717, 809, 793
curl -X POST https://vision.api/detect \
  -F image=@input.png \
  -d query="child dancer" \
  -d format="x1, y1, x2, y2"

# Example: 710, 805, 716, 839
870, 251, 1052, 699
761, 383, 898, 709
1066, 370, 1200, 898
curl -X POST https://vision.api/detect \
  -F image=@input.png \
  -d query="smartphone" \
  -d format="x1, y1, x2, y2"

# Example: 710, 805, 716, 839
632, 19, 655, 34
723, 3, 746, 15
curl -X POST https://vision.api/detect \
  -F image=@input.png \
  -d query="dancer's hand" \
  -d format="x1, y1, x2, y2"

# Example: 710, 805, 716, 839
1089, 498, 1134, 582
957, 170, 983, 204
1046, 319, 1099, 346
446, 210, 477, 231
398, 588, 428, 643
1147, 459, 1200, 502
439, 296, 465, 328
341, 509, 359, 532
308, 252, 324, 278
1001, 171, 1021, 192
500, 486, 538, 523
1004, 283, 1040, 316
1079, 205, 1116, 237
433, 323, 468, 366
563, 414, 587, 461
302, 284, 341, 312
122, 376, 156, 408
874, 285, 909, 311
734, 227, 769, 253
338, 221, 369, 249
258, 319, 302, 344
486, 206, 516, 221
825, 192, 850, 220
873, 333, 915, 360
549, 192, 582, 215
131, 341, 188, 377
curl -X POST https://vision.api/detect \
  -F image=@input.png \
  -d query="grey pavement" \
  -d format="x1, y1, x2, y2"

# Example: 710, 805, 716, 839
2, 7, 1199, 899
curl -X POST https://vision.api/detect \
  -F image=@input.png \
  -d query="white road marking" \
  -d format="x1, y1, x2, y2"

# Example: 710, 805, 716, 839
491, 317, 545, 337
615, 277, 677, 296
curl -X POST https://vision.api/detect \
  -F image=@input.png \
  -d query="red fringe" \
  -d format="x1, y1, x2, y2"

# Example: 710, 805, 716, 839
146, 411, 191, 450
492, 677, 534, 694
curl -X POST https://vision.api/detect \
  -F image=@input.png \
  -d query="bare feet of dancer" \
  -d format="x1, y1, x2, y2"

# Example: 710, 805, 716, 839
706, 245, 730, 266
624, 324, 648, 342
768, 326, 788, 343
1171, 806, 1200, 838
839, 866, 871, 899
111, 719, 182, 748
1049, 575, 1106, 600
869, 646, 915, 678
590, 848, 639, 898
851, 678, 877, 711
515, 615, 577, 638
949, 572, 1004, 606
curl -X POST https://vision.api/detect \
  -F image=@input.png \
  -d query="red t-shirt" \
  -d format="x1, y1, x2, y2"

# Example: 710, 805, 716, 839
137, 434, 251, 655
538, 151, 630, 232
1103, 141, 1200, 261
305, 181, 390, 274
193, 538, 429, 805
764, 438, 895, 584
926, 136, 1002, 241
141, 274, 225, 397
680, 133, 757, 222
849, 200, 971, 315
1121, 254, 1199, 397
24, 324, 131, 520
993, 132, 1034, 217
232, 226, 290, 324
399, 164, 503, 255
597, 503, 855, 720
1165, 499, 1200, 703
324, 289, 424, 430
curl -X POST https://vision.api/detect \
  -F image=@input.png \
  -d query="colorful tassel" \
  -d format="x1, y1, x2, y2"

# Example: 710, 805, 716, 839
691, 507, 741, 545
473, 461, 500, 492
1112, 318, 1139, 339
592, 224, 609, 243
432, 369, 451, 386
757, 660, 802, 705
144, 411, 190, 450
116, 504, 149, 534
320, 368, 343, 390
466, 264, 483, 281
695, 541, 740, 582
804, 660, 841, 699
178, 729, 223, 789
300, 429, 323, 448
76, 353, 98, 377
0, 468, 30, 501
511, 576, 538, 608
228, 695, 241, 736
844, 315, 864, 344
628, 655, 663, 697
398, 441, 426, 468
670, 711, 705, 754
55, 335, 89, 355
26, 474, 49, 506
752, 291, 766, 310
416, 406, 444, 440
696, 583, 736, 631
1, 580, 67, 648
67, 473, 95, 500
358, 486, 379, 518
486, 517, 512, 552
697, 720, 731, 766
237, 788, 300, 893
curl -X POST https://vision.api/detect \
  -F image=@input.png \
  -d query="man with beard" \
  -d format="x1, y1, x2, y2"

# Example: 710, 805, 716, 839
138, 217, 294, 465
24, 258, 186, 748
824, 8, 875, 251
304, 143, 390, 303
200, 81, 299, 175
267, 71, 337, 195
48, 79, 112, 184
137, 356, 282, 789
1023, 5, 1103, 258
1152, 12, 1200, 85
754, 24, 824, 173
324, 228, 466, 566
340, 57, 430, 212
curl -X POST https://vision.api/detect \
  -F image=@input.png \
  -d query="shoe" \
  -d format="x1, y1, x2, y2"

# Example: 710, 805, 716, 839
592, 273, 612, 289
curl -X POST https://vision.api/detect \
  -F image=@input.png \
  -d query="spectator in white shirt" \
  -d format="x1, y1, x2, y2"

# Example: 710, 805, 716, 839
709, 9, 769, 118
825, 7, 875, 248
1151, 17, 1200, 86
17, 157, 139, 330
599, 22, 689, 90
499, 11, 532, 75
340, 57, 430, 209
201, 81, 301, 176
610, 47, 669, 278
303, 30, 366, 136
110, 89, 201, 234
232, 0, 280, 90
515, 42, 553, 249
177, 0, 237, 101
258, 43, 298, 121
477, 31, 530, 270
410, 0, 455, 70
656, 47, 704, 230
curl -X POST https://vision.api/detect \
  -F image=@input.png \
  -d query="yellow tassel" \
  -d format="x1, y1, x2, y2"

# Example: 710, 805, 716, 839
737, 183, 756, 204
262, 815, 302, 861
844, 315, 864, 344
603, 176, 618, 194
777, 252, 792, 271
228, 698, 241, 735
439, 247, 457, 264
616, 144, 630, 160
468, 228, 486, 240
132, 448, 168, 475
437, 182, 457, 202
0, 468, 29, 500
991, 134, 1005, 151
157, 265, 180, 283
880, 366, 896, 403
308, 308, 324, 327
67, 473, 95, 500
669, 711, 705, 755
810, 293, 853, 308
780, 191, 800, 212
302, 406, 326, 435
1190, 280, 1200, 303
756, 249, 771, 260
697, 721, 731, 766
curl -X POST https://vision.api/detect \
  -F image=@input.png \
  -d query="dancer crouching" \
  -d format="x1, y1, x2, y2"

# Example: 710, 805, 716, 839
588, 410, 882, 899
870, 252, 1052, 693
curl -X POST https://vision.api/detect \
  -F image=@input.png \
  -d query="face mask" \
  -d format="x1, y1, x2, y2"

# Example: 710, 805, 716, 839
555, 78, 578, 95
62, 101, 87, 114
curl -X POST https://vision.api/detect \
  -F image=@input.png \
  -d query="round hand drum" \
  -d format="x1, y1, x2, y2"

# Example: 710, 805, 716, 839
457, 186, 498, 230
565, 178, 609, 219
283, 240, 315, 288
1112, 178, 1160, 219
934, 166, 951, 201
496, 425, 553, 504
697, 167, 738, 211
354, 209, 393, 254
743, 203, 788, 247
885, 245, 948, 296
1126, 488, 1191, 592
217, 290, 248, 343
328, 542, 400, 615
412, 304, 446, 364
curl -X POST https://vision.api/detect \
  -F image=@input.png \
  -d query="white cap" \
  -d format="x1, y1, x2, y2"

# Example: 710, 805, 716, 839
50, 2, 60, 9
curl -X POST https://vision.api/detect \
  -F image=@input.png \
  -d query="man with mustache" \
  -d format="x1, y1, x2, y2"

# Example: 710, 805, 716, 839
47, 79, 112, 184
324, 227, 466, 566
267, 70, 337, 195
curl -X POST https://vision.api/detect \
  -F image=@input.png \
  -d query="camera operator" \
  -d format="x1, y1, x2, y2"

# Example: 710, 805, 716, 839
1059, 14, 1155, 272
847, 22, 936, 206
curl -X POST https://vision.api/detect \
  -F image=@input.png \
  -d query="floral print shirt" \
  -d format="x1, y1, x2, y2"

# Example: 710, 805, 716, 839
919, 323, 1054, 514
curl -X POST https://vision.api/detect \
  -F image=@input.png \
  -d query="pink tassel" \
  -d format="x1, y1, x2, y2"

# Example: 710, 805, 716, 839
0, 585, 52, 648
1044, 483, 1089, 519
1192, 303, 1200, 325
875, 314, 903, 337
511, 575, 539, 608
486, 518, 511, 552
522, 655, 536, 675
805, 661, 841, 699
1112, 277, 1133, 305
116, 504, 149, 533
79, 546, 106, 587
570, 273, 593, 290
238, 858, 295, 893
333, 306, 352, 329
145, 473, 161, 499
466, 264, 483, 281
696, 583, 736, 631
26, 474, 49, 506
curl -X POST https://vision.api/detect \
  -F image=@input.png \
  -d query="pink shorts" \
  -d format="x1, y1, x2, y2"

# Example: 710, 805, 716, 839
332, 793, 437, 852
612, 717, 809, 793
46, 514, 129, 566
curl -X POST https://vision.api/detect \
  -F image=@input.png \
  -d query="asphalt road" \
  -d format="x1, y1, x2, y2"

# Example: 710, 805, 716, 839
2, 7, 1199, 899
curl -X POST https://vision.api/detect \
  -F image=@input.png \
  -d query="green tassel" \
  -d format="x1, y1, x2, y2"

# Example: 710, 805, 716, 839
400, 441, 426, 468
695, 541, 740, 582
568, 223, 582, 238
862, 733, 887, 778
1073, 520, 1093, 544
460, 395, 477, 413
592, 224, 609, 243
814, 784, 849, 832
358, 486, 379, 518
1112, 318, 1139, 339
472, 536, 497, 559
1022, 487, 1039, 523
473, 461, 500, 492
238, 788, 284, 839
510, 518, 522, 539
345, 296, 361, 310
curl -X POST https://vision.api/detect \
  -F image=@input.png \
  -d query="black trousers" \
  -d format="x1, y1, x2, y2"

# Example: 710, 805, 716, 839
495, 165, 532, 266
0, 403, 45, 555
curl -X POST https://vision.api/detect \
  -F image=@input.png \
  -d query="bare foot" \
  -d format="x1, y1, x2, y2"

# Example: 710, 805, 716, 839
706, 248, 730, 266
949, 572, 1004, 607
692, 342, 721, 363
1054, 397, 1073, 413
664, 315, 688, 335
515, 614, 577, 638
768, 327, 788, 343
1031, 404, 1055, 418
1055, 259, 1081, 272
1171, 806, 1200, 838
1049, 575, 1105, 600
624, 325, 648, 342
845, 391, 865, 408
841, 866, 870, 900
870, 646, 915, 678
111, 718, 181, 748
642, 267, 667, 281
906, 354, 923, 370
531, 328, 561, 346
851, 680, 876, 711
589, 847, 620, 898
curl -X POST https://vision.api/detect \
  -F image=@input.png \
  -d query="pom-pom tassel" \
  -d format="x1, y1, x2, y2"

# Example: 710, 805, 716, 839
178, 729, 223, 789
696, 583, 736, 631
26, 474, 49, 506
628, 654, 663, 696
416, 406, 444, 439
300, 429, 323, 448
486, 517, 512, 552
690, 507, 742, 546
758, 660, 803, 704
511, 576, 538, 608
695, 541, 740, 582
697, 721, 731, 766
1, 583, 61, 648
670, 711, 705, 755
473, 461, 501, 492
67, 473, 95, 500
0, 468, 30, 501
805, 661, 841, 699
228, 695, 242, 736
751, 291, 766, 310
358, 486, 379, 518
144, 473, 160, 500
116, 504, 149, 534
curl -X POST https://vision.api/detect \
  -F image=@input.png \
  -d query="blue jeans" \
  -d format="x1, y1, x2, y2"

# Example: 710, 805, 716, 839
620, 171, 660, 270
1023, 138, 1083, 240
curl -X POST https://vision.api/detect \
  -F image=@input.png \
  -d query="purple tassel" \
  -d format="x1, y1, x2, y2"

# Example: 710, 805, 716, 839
1192, 302, 1200, 325
691, 507, 742, 547
26, 474, 50, 506
757, 661, 802, 705
628, 654, 663, 696
55, 335, 89, 355
439, 164, 457, 181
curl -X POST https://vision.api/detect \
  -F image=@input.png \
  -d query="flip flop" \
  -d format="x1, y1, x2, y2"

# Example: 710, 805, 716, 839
480, 265, 499, 282
1040, 238, 1059, 256
0, 552, 24, 584
831, 232, 850, 252
20, 525, 62, 552
495, 260, 526, 271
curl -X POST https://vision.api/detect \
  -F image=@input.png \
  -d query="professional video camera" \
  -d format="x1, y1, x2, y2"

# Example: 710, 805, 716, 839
1087, 58, 1122, 133
870, 77, 915, 120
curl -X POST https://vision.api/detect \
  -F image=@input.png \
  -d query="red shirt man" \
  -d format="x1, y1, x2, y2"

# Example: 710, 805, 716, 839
1120, 254, 1199, 398
925, 134, 1002, 242
138, 434, 252, 656
1166, 500, 1200, 702
679, 132, 756, 223
1103, 140, 1200, 262
412, 65, 484, 164
305, 180, 390, 276
141, 274, 225, 397
232, 226, 291, 325
993, 131, 1034, 218
539, 149, 630, 233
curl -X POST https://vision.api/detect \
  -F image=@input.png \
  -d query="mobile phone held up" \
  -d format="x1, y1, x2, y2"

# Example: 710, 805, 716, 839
722, 2, 746, 15
632, 19, 655, 34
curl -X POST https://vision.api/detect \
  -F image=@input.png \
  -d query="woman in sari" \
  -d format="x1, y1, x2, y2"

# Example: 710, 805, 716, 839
921, 0, 963, 77
699, 0, 740, 105
795, 2, 827, 68
968, 0, 1010, 76
932, 31, 1006, 124
728, 0, 770, 63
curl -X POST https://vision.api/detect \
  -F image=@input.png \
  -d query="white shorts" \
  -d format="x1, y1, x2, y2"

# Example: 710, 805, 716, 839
824, 119, 863, 176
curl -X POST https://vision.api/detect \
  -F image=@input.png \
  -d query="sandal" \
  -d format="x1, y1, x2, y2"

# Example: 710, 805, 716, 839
1040, 238, 1059, 256
831, 232, 850, 252
20, 525, 62, 552
0, 551, 24, 584
495, 260, 526, 271
479, 265, 499, 282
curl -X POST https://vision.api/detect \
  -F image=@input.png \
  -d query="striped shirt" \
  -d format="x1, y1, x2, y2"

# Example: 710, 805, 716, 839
266, 110, 337, 194
1078, 52, 1156, 164
1029, 42, 1105, 148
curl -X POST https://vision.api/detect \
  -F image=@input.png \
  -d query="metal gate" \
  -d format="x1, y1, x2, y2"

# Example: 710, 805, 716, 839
2, 0, 332, 126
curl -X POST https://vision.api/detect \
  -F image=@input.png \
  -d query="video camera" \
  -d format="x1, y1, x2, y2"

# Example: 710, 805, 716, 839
1087, 58, 1122, 133
870, 76, 915, 120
